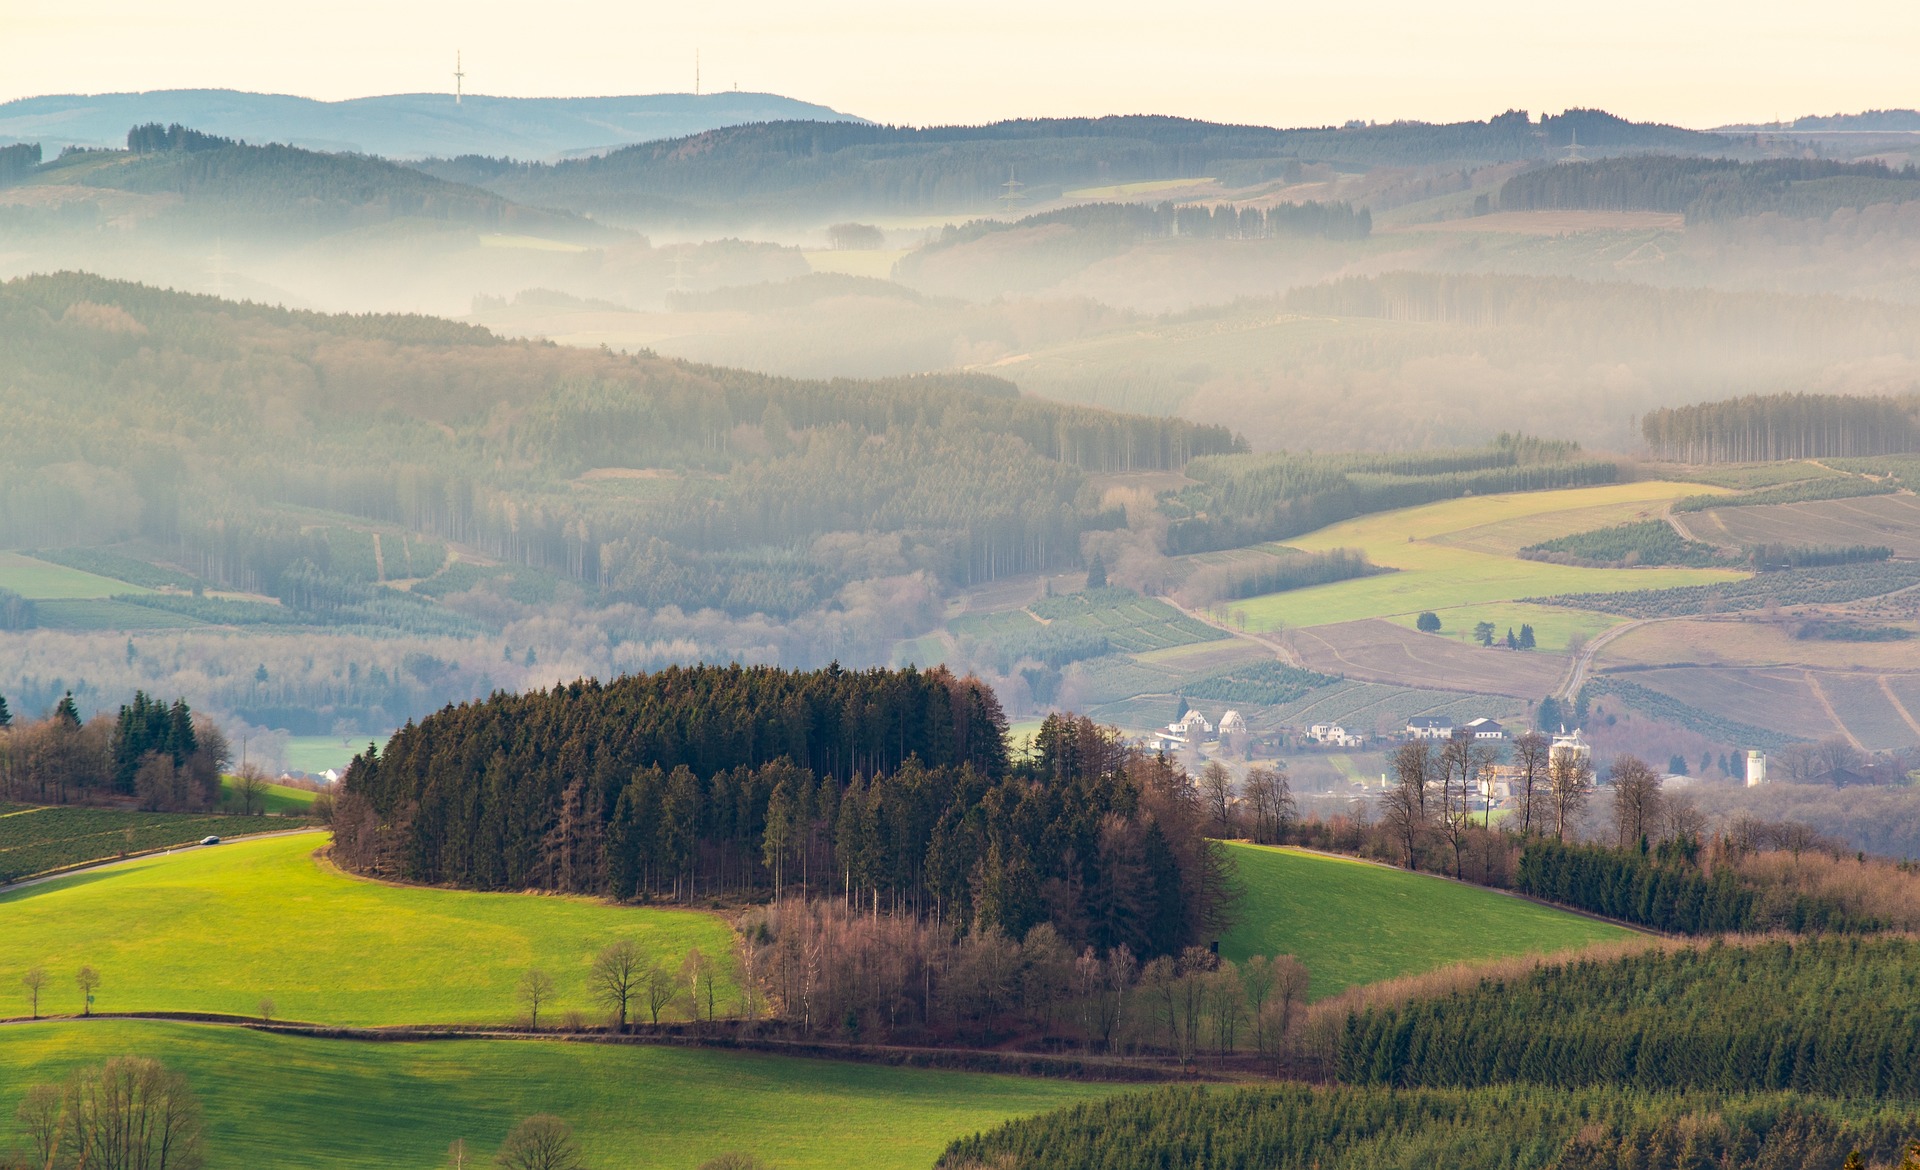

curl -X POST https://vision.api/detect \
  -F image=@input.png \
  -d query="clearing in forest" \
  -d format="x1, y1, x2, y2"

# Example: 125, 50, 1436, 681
1217, 843, 1633, 997
0, 832, 735, 1026
0, 1020, 1118, 1170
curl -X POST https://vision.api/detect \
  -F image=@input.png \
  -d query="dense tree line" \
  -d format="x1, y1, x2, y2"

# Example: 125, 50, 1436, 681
0, 142, 40, 182
1335, 937, 1920, 1097
1514, 839, 1876, 935
1643, 393, 1920, 461
0, 690, 227, 810
1178, 548, 1384, 605
940, 1082, 1918, 1170
1162, 437, 1614, 555
125, 122, 236, 154
336, 671, 1233, 959
1500, 156, 1920, 223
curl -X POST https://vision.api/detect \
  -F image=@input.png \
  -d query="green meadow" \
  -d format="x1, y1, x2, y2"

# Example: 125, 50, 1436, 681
217, 774, 320, 814
0, 1020, 1118, 1170
0, 832, 735, 1026
0, 551, 150, 600
1218, 843, 1633, 997
1222, 483, 1743, 632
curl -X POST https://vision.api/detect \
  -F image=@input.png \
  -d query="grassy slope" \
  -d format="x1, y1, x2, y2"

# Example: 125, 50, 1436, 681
283, 735, 364, 774
217, 775, 319, 814
0, 1021, 1117, 1170
0, 832, 735, 1026
1218, 843, 1632, 997
1224, 483, 1743, 632
0, 552, 151, 600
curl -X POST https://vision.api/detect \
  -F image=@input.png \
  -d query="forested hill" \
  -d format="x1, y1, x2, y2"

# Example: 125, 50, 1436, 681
0, 272, 1236, 622
0, 124, 605, 241
1500, 156, 1920, 222
419, 109, 1730, 223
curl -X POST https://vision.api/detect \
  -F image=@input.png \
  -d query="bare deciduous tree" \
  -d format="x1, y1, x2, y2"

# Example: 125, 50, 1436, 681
257, 997, 275, 1022
444, 1138, 470, 1170
681, 947, 717, 1025
37, 1055, 205, 1170
493, 1114, 586, 1170
1610, 755, 1664, 848
1510, 731, 1550, 836
1548, 751, 1595, 842
76, 965, 99, 1016
15, 1082, 61, 1168
232, 763, 271, 816
1241, 765, 1295, 845
589, 939, 642, 1032
643, 962, 679, 1026
1198, 761, 1234, 835
518, 968, 555, 1031
22, 965, 47, 1019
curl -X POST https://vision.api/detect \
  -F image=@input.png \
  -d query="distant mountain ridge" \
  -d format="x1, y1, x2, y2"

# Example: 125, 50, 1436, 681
0, 89, 867, 161
422, 109, 1733, 226
1720, 110, 1920, 133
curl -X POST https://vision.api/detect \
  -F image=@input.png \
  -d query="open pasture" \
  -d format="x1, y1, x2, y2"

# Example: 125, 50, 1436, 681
1224, 483, 1744, 633
1602, 618, 1920, 672
0, 832, 735, 1026
1218, 844, 1634, 997
0, 552, 150, 600
0, 1020, 1117, 1170
1687, 493, 1920, 558
1286, 618, 1568, 699
30, 598, 204, 630
1382, 601, 1618, 654
1031, 588, 1225, 653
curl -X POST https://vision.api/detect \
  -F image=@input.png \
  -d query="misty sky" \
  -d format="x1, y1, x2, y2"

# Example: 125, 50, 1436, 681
5, 0, 1917, 129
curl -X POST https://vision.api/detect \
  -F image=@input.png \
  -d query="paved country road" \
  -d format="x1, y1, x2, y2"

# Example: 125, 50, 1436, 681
0, 827, 320, 894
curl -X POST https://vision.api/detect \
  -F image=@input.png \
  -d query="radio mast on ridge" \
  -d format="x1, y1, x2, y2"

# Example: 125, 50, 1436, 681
454, 51, 466, 105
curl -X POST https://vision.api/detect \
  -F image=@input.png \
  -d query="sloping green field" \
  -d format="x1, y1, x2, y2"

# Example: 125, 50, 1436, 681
1219, 843, 1633, 997
0, 552, 151, 599
0, 1021, 1117, 1170
0, 832, 734, 1026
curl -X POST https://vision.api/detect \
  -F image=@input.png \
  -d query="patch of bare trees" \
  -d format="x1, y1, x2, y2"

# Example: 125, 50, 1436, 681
10, 1055, 204, 1170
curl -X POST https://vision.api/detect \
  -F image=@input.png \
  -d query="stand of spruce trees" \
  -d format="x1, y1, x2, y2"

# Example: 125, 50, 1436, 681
1334, 936, 1920, 1098
1515, 839, 1877, 935
335, 666, 1232, 959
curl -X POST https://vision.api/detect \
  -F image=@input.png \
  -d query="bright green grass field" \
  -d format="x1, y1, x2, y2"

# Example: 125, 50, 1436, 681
217, 775, 318, 814
0, 552, 152, 600
0, 833, 736, 1026
1218, 843, 1632, 997
0, 1020, 1116, 1170
284, 735, 370, 775
1224, 483, 1746, 633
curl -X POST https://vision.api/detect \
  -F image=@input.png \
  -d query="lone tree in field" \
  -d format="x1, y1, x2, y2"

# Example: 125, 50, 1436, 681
22, 966, 47, 1018
518, 968, 555, 1031
258, 997, 275, 1022
1473, 621, 1497, 647
493, 1114, 586, 1170
233, 764, 271, 815
1548, 749, 1595, 842
76, 965, 100, 1015
589, 940, 642, 1031
1416, 611, 1441, 633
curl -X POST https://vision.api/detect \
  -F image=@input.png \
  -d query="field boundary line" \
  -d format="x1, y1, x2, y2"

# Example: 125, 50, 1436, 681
1878, 676, 1920, 741
1803, 670, 1868, 752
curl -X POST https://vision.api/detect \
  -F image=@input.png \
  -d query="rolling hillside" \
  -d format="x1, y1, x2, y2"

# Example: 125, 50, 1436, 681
0, 1021, 1115, 1170
1219, 843, 1634, 996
